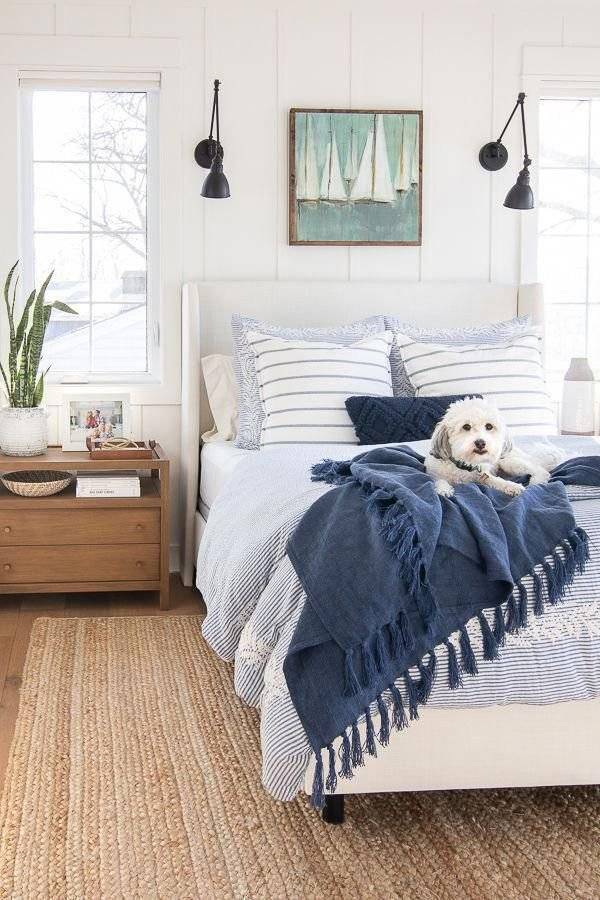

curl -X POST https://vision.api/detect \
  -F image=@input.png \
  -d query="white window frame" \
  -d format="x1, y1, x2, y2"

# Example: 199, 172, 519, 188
0, 35, 182, 406
519, 47, 600, 399
521, 46, 600, 284
19, 77, 161, 385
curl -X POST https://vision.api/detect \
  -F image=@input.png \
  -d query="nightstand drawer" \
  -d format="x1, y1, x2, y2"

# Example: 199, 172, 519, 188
0, 544, 160, 584
0, 509, 160, 546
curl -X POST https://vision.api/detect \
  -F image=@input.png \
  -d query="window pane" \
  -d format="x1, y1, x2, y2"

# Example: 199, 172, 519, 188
91, 163, 146, 232
539, 99, 589, 168
33, 233, 89, 305
42, 309, 91, 374
538, 236, 587, 301
589, 101, 600, 167
545, 305, 587, 376
91, 234, 146, 303
32, 91, 89, 161
90, 303, 147, 372
587, 308, 600, 369
34, 163, 89, 231
538, 169, 588, 235
91, 91, 147, 163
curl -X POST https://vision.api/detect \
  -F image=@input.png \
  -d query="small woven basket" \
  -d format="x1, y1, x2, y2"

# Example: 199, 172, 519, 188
1, 470, 73, 498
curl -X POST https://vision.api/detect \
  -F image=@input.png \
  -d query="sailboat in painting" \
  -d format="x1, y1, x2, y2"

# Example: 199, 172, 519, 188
394, 115, 419, 192
319, 127, 347, 202
296, 113, 319, 202
350, 114, 395, 203
394, 116, 412, 192
343, 126, 358, 191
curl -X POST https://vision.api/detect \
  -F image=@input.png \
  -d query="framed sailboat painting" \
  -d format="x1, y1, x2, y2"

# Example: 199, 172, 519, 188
289, 108, 422, 245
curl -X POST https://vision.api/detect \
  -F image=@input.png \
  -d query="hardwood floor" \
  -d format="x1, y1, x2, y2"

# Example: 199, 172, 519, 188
0, 575, 204, 795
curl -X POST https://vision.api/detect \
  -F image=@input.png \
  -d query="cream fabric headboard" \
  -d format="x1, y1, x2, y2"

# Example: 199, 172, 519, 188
180, 280, 544, 585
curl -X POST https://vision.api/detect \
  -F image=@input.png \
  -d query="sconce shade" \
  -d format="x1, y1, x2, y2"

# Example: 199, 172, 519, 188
201, 155, 230, 199
503, 166, 534, 210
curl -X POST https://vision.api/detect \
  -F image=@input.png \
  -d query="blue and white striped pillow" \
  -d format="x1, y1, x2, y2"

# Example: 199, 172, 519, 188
385, 315, 533, 396
247, 331, 393, 446
232, 314, 386, 450
396, 330, 555, 434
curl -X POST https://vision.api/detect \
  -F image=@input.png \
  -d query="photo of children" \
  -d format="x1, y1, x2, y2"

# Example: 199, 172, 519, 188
62, 395, 130, 451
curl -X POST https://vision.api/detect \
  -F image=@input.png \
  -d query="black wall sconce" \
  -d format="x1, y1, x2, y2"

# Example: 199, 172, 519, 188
479, 92, 533, 210
194, 79, 230, 199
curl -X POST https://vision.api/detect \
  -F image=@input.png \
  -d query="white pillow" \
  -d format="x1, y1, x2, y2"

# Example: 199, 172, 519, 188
247, 331, 393, 446
395, 331, 555, 434
201, 354, 238, 442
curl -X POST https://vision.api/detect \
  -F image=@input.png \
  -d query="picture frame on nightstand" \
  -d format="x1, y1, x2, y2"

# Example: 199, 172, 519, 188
61, 393, 131, 451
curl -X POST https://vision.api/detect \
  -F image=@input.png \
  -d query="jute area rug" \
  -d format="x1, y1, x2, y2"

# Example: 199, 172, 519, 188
0, 616, 598, 900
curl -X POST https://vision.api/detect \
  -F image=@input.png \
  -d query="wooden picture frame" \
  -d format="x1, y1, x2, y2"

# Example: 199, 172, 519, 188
289, 108, 423, 246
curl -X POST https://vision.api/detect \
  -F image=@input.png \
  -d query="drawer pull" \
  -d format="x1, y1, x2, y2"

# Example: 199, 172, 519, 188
3, 526, 10, 534
3, 563, 11, 572
135, 524, 143, 531
136, 560, 143, 568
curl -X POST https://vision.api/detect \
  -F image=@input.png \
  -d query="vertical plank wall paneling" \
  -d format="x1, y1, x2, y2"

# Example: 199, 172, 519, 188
3, 0, 600, 569
420, 6, 493, 280
204, 6, 277, 279
277, 8, 351, 280
490, 10, 563, 285
348, 7, 422, 281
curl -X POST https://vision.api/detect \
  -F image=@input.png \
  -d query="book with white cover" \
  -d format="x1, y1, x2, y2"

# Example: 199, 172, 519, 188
76, 471, 141, 498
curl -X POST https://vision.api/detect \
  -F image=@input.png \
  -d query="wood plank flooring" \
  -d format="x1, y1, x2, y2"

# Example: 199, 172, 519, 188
0, 576, 204, 795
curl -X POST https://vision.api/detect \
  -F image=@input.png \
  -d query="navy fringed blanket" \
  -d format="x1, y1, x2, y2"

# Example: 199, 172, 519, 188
283, 446, 598, 808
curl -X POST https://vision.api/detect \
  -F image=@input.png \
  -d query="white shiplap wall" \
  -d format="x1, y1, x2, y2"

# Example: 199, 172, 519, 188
1, 0, 599, 568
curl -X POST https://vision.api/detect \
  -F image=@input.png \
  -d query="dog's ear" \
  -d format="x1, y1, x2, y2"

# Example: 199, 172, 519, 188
500, 433, 513, 458
430, 421, 452, 461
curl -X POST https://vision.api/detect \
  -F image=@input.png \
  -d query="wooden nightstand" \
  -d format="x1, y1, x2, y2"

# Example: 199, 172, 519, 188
0, 445, 170, 609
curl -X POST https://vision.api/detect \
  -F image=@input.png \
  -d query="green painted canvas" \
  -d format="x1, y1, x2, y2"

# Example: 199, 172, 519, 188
289, 109, 422, 245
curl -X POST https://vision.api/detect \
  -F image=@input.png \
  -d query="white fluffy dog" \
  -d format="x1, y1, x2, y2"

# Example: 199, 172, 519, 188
425, 397, 559, 498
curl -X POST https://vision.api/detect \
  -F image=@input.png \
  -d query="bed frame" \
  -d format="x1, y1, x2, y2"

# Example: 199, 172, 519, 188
180, 279, 600, 822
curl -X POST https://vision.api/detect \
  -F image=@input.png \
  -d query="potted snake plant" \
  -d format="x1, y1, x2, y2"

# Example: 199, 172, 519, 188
0, 262, 77, 456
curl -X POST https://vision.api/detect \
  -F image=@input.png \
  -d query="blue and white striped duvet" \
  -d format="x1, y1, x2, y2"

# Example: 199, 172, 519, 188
197, 437, 600, 801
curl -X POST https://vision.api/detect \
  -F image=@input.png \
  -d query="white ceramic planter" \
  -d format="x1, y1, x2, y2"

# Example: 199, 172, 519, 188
0, 407, 48, 457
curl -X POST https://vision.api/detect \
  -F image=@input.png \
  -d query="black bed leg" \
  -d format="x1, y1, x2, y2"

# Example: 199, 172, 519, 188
322, 795, 345, 824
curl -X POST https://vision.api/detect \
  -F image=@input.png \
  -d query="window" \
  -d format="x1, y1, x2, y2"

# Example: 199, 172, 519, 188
538, 95, 600, 384
20, 79, 159, 381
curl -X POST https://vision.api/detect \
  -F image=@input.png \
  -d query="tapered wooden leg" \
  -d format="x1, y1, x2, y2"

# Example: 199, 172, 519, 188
322, 795, 345, 824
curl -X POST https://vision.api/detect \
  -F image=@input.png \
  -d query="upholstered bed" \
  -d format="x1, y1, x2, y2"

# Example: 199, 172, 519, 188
180, 280, 600, 821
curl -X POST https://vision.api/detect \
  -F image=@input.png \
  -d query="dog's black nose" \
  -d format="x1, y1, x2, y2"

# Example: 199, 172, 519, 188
474, 438, 486, 450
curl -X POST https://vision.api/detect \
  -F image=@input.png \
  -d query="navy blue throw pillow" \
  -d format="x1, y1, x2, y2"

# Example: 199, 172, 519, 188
345, 395, 478, 445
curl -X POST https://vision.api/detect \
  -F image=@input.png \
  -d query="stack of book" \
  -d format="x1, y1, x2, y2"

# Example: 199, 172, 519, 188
76, 471, 141, 498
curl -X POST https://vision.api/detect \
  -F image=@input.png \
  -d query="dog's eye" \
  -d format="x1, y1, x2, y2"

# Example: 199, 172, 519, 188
485, 423, 494, 431
462, 424, 471, 431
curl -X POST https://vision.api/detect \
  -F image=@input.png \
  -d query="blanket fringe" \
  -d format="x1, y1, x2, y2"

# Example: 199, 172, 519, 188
311, 458, 352, 485
493, 605, 506, 647
445, 639, 462, 689
459, 625, 478, 675
310, 524, 591, 808
326, 744, 338, 793
477, 612, 499, 661
364, 486, 441, 638
340, 730, 353, 779
344, 648, 362, 697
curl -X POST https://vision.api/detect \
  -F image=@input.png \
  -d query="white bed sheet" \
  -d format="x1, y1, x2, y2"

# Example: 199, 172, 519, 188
199, 441, 252, 515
